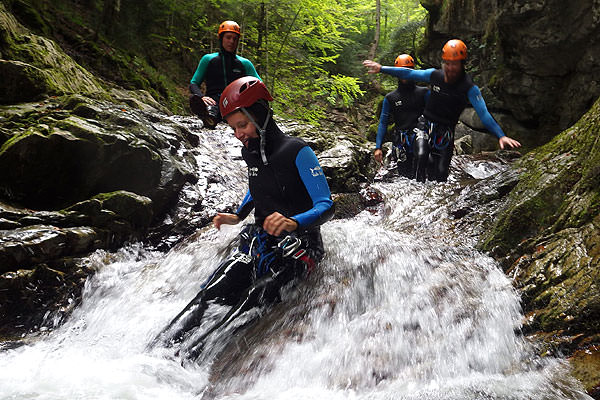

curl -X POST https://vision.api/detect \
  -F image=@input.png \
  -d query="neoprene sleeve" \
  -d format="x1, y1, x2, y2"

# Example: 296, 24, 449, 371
235, 190, 254, 220
376, 98, 391, 149
380, 67, 435, 82
467, 86, 505, 138
291, 146, 333, 228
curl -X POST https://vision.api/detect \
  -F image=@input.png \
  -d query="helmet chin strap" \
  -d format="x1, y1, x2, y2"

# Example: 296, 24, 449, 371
241, 107, 272, 165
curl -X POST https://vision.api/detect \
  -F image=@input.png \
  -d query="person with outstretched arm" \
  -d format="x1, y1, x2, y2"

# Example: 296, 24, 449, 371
364, 39, 521, 182
151, 77, 334, 360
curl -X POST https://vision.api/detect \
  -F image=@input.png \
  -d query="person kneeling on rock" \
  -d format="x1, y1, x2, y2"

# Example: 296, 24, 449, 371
189, 20, 260, 129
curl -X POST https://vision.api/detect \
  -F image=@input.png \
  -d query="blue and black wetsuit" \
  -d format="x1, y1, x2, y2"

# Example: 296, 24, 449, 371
154, 110, 333, 358
375, 82, 428, 178
188, 49, 260, 125
380, 66, 505, 181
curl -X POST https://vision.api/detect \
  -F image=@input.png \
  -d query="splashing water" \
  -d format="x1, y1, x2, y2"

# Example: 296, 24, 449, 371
0, 126, 591, 399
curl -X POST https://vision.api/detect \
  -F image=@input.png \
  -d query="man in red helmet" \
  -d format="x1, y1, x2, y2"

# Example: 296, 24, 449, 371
189, 20, 260, 129
374, 54, 428, 179
364, 39, 521, 182
152, 77, 334, 360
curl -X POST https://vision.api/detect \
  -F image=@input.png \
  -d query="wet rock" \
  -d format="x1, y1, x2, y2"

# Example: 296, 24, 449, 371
0, 225, 99, 273
0, 3, 104, 104
332, 193, 364, 219
454, 133, 473, 155
480, 97, 600, 393
318, 139, 376, 193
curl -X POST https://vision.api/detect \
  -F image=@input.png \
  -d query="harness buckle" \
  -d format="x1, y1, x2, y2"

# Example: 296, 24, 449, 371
277, 235, 302, 258
291, 249, 307, 259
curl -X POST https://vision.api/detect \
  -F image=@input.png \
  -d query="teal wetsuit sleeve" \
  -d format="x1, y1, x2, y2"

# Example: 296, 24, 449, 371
291, 147, 334, 228
380, 67, 435, 83
239, 56, 261, 80
190, 54, 215, 85
468, 85, 505, 139
376, 97, 391, 149
235, 189, 254, 220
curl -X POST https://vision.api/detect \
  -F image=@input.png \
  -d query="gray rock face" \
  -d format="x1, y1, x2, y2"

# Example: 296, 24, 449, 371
0, 94, 199, 335
419, 0, 600, 145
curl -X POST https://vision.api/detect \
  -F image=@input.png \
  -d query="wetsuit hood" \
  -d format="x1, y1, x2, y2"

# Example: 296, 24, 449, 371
244, 101, 280, 156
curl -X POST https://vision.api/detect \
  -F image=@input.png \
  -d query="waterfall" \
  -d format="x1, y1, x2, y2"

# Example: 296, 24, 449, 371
0, 122, 591, 399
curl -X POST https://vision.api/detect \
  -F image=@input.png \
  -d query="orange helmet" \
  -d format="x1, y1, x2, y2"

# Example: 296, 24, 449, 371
442, 39, 467, 61
394, 54, 415, 68
218, 20, 241, 36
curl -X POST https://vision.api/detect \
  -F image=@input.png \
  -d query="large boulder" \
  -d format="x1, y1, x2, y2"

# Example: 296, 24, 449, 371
0, 95, 197, 213
479, 97, 600, 394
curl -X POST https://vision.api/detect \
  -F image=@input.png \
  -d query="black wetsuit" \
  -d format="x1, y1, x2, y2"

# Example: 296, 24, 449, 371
376, 82, 428, 178
381, 66, 506, 182
153, 114, 333, 359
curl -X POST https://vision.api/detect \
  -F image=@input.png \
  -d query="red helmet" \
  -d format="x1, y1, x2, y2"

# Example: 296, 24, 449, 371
442, 39, 467, 61
218, 21, 241, 36
220, 76, 273, 118
394, 54, 415, 68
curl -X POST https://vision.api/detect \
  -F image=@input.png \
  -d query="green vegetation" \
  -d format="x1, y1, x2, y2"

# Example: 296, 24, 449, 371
2, 0, 427, 122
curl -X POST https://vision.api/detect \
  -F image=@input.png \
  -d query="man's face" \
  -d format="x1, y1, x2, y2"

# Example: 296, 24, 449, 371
221, 32, 240, 53
442, 60, 463, 83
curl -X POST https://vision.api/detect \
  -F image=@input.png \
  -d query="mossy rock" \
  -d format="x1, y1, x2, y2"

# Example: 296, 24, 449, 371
0, 3, 105, 103
92, 190, 153, 229
479, 97, 600, 370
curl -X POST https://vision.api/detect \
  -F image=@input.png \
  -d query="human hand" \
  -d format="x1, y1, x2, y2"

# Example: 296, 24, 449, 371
374, 148, 383, 164
202, 96, 217, 106
213, 213, 241, 229
363, 60, 382, 74
499, 136, 521, 149
263, 212, 298, 237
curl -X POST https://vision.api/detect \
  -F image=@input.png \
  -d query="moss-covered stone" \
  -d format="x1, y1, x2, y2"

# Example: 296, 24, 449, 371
92, 190, 153, 229
0, 2, 105, 104
480, 97, 600, 394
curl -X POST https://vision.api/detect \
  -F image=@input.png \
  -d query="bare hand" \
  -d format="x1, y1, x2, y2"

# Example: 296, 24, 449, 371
363, 60, 382, 74
213, 213, 240, 230
374, 148, 383, 164
202, 96, 217, 106
262, 212, 298, 237
499, 136, 522, 150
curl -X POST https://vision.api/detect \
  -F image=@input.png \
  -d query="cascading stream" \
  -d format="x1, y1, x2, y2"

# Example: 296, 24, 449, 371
0, 120, 591, 399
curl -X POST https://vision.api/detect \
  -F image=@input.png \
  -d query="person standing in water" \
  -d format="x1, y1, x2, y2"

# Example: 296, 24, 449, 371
364, 39, 521, 182
373, 54, 428, 178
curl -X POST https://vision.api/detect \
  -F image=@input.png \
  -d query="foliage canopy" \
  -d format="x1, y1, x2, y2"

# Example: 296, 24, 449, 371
5, 0, 426, 121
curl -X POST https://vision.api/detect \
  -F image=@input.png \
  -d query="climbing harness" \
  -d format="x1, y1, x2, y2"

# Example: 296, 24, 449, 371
430, 123, 454, 151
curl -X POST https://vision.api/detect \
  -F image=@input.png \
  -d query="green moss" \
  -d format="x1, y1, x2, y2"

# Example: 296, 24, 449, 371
0, 126, 40, 154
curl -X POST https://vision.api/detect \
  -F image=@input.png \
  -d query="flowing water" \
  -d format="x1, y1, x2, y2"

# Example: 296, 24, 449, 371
0, 120, 591, 400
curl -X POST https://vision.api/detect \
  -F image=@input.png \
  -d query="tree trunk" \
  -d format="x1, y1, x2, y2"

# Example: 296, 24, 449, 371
101, 0, 121, 36
367, 0, 380, 60
256, 2, 266, 76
